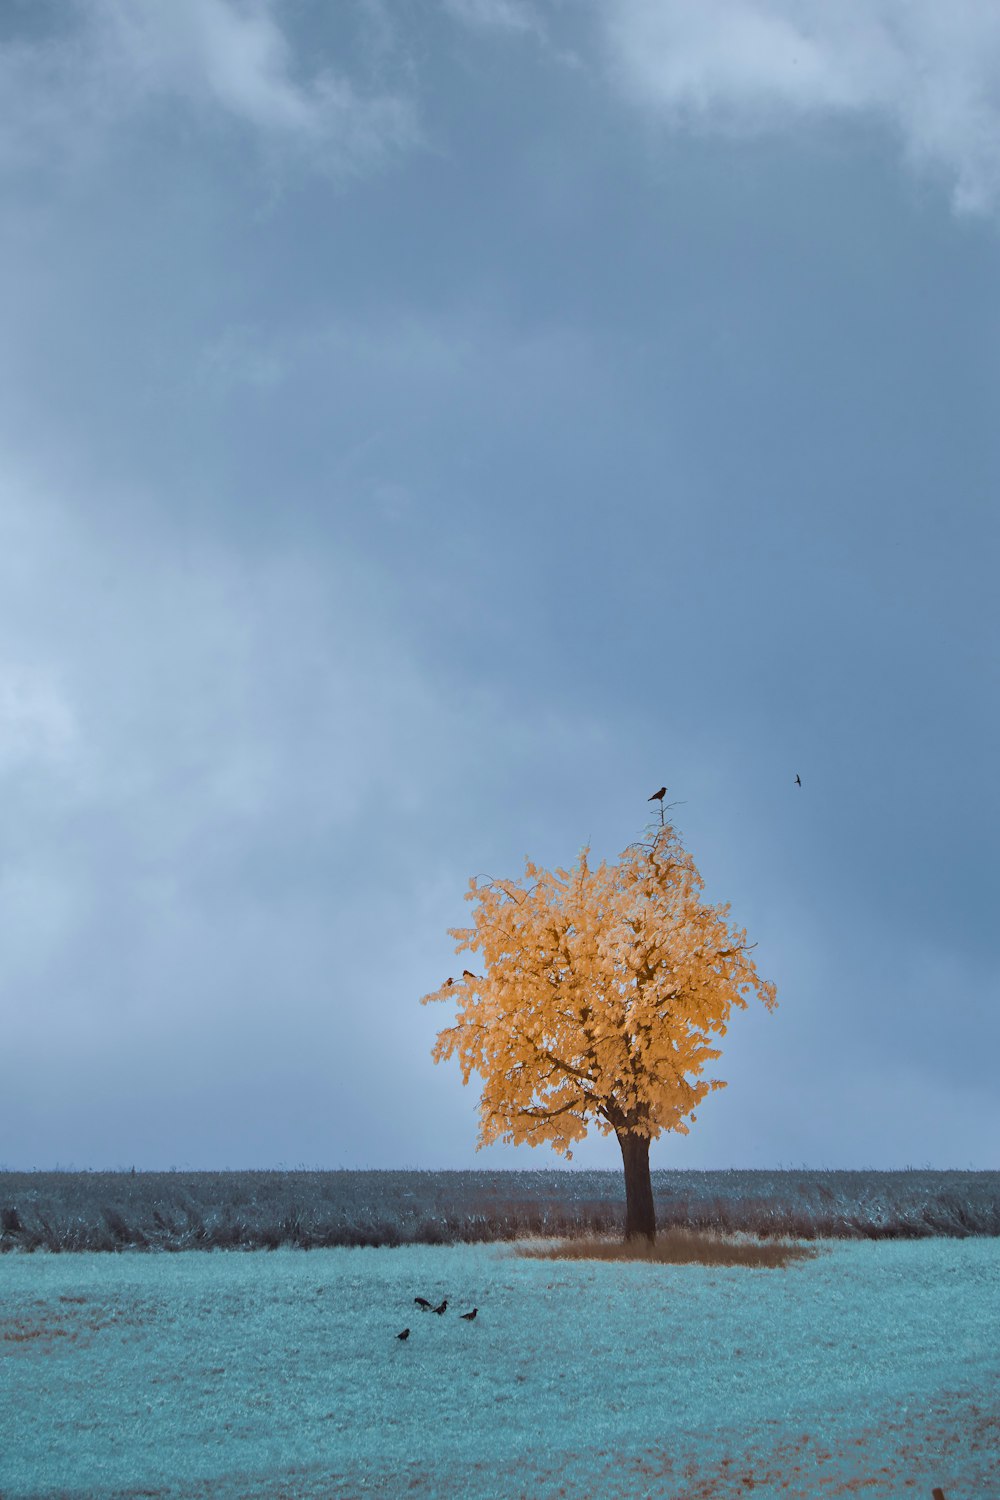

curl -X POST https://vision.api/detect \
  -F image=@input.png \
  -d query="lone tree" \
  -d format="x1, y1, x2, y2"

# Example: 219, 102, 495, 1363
421, 819, 777, 1241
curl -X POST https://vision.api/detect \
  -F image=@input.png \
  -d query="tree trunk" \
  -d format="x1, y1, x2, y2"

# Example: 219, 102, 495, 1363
617, 1130, 656, 1242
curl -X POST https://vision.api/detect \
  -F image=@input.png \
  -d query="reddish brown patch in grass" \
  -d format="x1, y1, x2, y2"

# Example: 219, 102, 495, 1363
1, 1315, 78, 1348
587, 1390, 998, 1498
0, 1300, 136, 1352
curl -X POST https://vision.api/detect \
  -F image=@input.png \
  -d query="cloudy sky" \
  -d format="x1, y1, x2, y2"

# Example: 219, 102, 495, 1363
1, 0, 997, 1173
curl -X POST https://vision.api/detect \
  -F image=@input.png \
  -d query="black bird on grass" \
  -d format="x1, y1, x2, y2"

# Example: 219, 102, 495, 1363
433, 1299, 448, 1315
414, 1297, 433, 1310
648, 786, 667, 803
795, 774, 801, 787
459, 1308, 477, 1321
397, 1328, 410, 1341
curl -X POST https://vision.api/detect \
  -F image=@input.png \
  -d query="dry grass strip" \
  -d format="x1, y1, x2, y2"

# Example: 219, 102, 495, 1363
515, 1226, 824, 1268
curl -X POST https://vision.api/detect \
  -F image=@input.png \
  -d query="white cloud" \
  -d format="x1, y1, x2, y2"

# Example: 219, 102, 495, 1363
0, 665, 78, 774
0, 0, 418, 179
199, 323, 290, 391
603, 0, 1000, 216
441, 0, 543, 35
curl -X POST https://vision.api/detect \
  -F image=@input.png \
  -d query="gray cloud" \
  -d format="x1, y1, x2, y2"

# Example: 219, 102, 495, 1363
1, 0, 996, 1171
0, 451, 623, 1167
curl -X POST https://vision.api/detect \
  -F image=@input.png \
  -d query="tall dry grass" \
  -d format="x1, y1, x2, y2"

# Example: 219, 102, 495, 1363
1, 1169, 997, 1252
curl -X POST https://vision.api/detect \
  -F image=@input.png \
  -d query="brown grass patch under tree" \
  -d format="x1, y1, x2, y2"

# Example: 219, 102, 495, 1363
515, 1226, 823, 1268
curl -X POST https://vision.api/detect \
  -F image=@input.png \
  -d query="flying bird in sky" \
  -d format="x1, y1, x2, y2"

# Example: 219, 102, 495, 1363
795, 774, 801, 787
648, 786, 667, 802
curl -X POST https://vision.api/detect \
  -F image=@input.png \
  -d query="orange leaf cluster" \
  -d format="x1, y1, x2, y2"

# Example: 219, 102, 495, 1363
420, 822, 777, 1158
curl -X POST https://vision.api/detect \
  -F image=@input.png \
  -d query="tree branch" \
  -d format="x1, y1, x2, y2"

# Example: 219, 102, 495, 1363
541, 1049, 594, 1083
517, 1099, 582, 1121
510, 1023, 596, 1087
470, 875, 541, 904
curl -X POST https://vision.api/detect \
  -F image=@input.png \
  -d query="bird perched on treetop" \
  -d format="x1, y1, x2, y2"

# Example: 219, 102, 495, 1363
648, 787, 667, 802
462, 970, 478, 980
795, 775, 801, 787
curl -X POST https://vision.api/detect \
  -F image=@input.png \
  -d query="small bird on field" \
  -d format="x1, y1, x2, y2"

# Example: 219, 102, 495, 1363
414, 1296, 433, 1310
459, 1308, 477, 1321
648, 786, 667, 802
397, 1328, 410, 1340
433, 1299, 448, 1315
795, 774, 801, 787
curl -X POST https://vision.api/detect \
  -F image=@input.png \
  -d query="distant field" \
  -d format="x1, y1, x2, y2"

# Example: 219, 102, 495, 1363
1, 1168, 997, 1252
